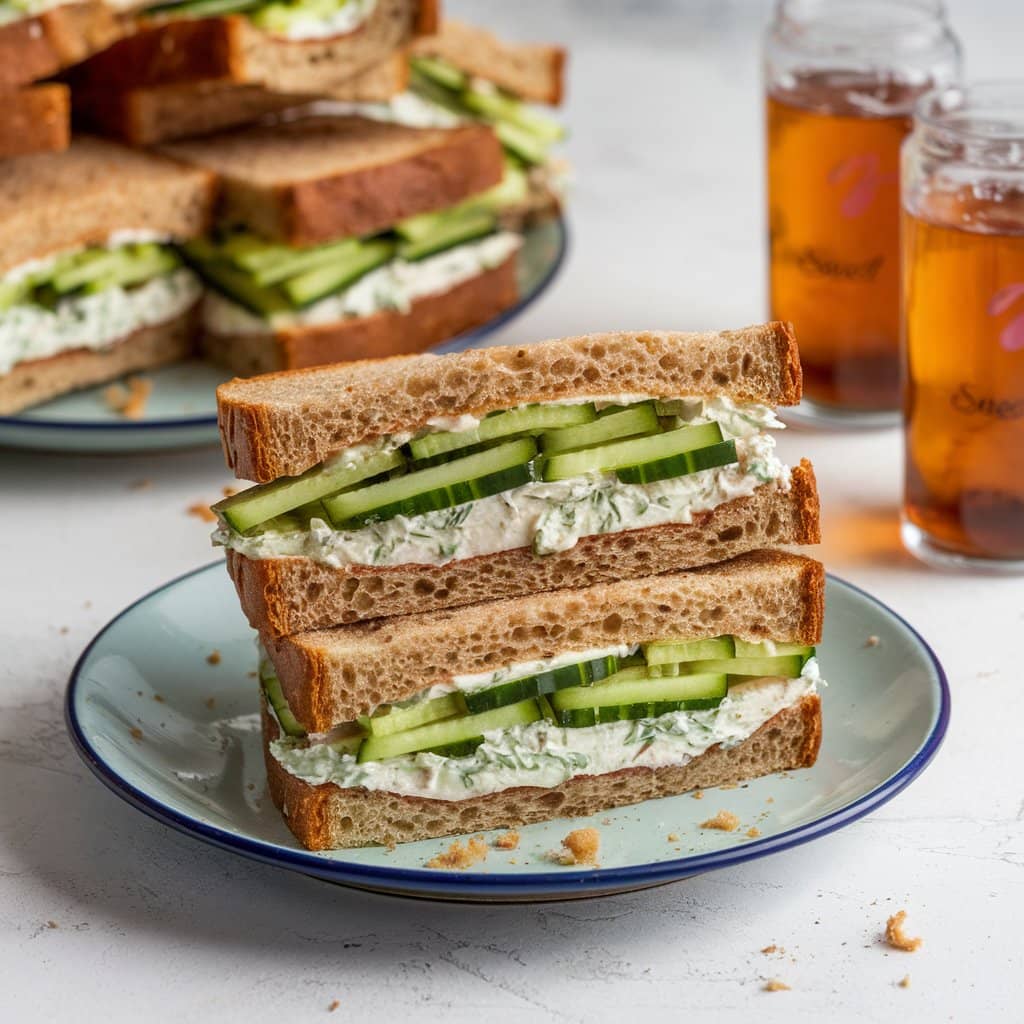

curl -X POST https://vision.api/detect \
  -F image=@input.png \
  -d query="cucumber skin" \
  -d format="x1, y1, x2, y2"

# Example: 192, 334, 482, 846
558, 696, 725, 727
643, 635, 736, 665
462, 655, 620, 714
616, 439, 738, 485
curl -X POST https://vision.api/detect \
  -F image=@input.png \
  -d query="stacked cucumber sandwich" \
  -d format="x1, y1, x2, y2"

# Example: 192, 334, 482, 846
211, 325, 827, 850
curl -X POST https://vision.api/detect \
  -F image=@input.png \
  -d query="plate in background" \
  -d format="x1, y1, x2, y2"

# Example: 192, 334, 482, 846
66, 562, 948, 902
0, 219, 568, 454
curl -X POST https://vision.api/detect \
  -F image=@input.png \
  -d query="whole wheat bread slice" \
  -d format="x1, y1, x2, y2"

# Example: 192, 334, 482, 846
410, 19, 567, 105
0, 135, 215, 273
160, 115, 505, 246
217, 323, 801, 482
70, 53, 410, 145
0, 303, 199, 415
227, 460, 820, 636
264, 550, 824, 732
68, 0, 437, 94
201, 250, 519, 376
0, 84, 70, 159
263, 693, 822, 849
0, 2, 125, 90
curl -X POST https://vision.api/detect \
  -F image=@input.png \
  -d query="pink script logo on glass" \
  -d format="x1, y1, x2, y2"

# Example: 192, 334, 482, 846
987, 284, 1024, 353
828, 154, 897, 219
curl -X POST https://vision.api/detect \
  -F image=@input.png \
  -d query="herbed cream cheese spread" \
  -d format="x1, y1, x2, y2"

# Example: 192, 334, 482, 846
312, 91, 465, 130
269, 659, 821, 801
202, 232, 522, 336
215, 398, 789, 567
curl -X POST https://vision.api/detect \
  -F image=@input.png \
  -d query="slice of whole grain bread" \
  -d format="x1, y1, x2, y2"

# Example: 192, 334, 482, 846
0, 84, 70, 160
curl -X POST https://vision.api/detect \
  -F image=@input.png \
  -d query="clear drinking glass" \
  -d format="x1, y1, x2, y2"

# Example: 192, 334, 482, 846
765, 0, 961, 425
901, 82, 1024, 572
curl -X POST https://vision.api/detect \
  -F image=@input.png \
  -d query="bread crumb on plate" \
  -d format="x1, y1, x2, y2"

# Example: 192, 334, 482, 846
206, 650, 221, 665
700, 810, 740, 832
667, 832, 680, 842
691, 790, 704, 800
328, 999, 340, 1012
494, 830, 519, 850
747, 826, 762, 838
763, 979, 790, 992
187, 503, 217, 523
898, 975, 911, 988
426, 837, 488, 870
103, 375, 152, 419
885, 910, 922, 952
550, 827, 600, 866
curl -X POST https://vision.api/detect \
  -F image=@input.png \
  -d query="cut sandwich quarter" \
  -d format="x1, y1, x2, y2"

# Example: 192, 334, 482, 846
160, 114, 528, 374
0, 136, 215, 415
211, 325, 820, 634
258, 550, 825, 849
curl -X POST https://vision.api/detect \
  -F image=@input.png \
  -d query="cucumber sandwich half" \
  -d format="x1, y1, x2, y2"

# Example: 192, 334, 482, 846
0, 136, 215, 415
159, 113, 527, 375
212, 325, 821, 634
259, 550, 825, 849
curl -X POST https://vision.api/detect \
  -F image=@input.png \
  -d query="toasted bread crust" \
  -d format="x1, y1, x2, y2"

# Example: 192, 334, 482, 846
202, 251, 519, 377
0, 303, 199, 415
264, 550, 825, 731
218, 322, 802, 482
226, 460, 821, 636
0, 84, 69, 160
263, 693, 823, 849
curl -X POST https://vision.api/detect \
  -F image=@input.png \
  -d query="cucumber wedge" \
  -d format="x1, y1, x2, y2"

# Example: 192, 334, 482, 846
250, 238, 361, 286
495, 120, 550, 164
282, 238, 395, 307
397, 211, 496, 262
643, 636, 736, 665
357, 698, 541, 763
214, 449, 405, 534
463, 654, 620, 714
409, 404, 595, 462
682, 655, 807, 678
541, 402, 660, 455
182, 240, 292, 317
359, 692, 466, 737
82, 246, 181, 294
324, 436, 537, 528
733, 639, 816, 659
261, 669, 306, 738
542, 421, 731, 482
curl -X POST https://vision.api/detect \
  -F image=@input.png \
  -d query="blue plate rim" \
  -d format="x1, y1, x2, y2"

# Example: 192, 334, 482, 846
64, 560, 950, 898
0, 218, 569, 435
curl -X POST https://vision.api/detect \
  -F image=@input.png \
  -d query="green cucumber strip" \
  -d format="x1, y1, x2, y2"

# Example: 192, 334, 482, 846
357, 698, 541, 763
214, 449, 404, 534
82, 247, 181, 294
541, 402, 660, 455
552, 671, 728, 711
145, 0, 262, 17
408, 67, 469, 116
556, 692, 726, 727
409, 403, 594, 462
0, 277, 32, 312
462, 654, 620, 714
281, 238, 395, 308
654, 398, 703, 418
409, 55, 467, 91
616, 438, 738, 486
425, 738, 484, 758
460, 87, 565, 144
359, 692, 466, 737
495, 120, 550, 164
181, 240, 292, 317
733, 639, 816, 659
537, 694, 557, 723
220, 233, 296, 272
261, 670, 306, 738
643, 635, 736, 665
397, 211, 496, 261
682, 655, 806, 678
542, 421, 726, 481
250, 239, 362, 286
51, 249, 126, 293
324, 436, 537, 528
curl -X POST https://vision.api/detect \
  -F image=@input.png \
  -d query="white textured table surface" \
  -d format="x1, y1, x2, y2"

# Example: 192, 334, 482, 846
2, 2, 1022, 1021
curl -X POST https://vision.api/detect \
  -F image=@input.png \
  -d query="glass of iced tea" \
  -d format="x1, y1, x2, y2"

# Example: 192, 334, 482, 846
901, 83, 1024, 571
765, 0, 961, 424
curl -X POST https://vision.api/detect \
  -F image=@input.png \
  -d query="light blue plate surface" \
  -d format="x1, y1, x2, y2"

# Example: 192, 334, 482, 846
1, 219, 567, 454
66, 562, 949, 902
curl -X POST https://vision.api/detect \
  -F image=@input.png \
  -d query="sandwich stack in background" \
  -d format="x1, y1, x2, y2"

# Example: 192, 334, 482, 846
210, 325, 827, 849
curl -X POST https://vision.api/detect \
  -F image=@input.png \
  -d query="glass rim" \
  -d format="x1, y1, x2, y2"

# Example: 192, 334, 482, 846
915, 80, 1024, 140
775, 0, 948, 31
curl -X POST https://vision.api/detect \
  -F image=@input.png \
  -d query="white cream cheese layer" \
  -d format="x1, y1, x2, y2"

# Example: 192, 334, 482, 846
270, 660, 821, 801
313, 91, 465, 129
202, 232, 522, 336
264, 0, 377, 41
0, 268, 200, 375
214, 399, 789, 568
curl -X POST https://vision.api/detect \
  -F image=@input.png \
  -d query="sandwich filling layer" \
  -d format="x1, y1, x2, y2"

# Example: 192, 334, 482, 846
266, 643, 822, 802
0, 233, 201, 375
214, 397, 789, 567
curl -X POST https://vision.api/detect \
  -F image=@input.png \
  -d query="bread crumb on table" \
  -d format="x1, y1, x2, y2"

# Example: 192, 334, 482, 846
153, 694, 164, 703
494, 830, 520, 850
426, 837, 488, 870
763, 979, 790, 992
206, 651, 221, 665
103, 375, 152, 419
761, 944, 783, 955
898, 975, 911, 989
885, 910, 923, 952
700, 810, 740, 832
222, 486, 239, 497
328, 999, 340, 1012
187, 503, 217, 523
45, 920, 58, 930
550, 827, 600, 866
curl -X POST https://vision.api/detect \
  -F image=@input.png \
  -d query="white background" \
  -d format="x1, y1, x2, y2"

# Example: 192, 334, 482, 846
2, 2, 1022, 1021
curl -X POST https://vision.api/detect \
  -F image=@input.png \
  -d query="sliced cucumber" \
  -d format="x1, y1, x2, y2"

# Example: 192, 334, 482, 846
542, 421, 732, 482
357, 698, 541, 763
324, 436, 537, 528
397, 211, 496, 262
261, 670, 306, 738
551, 671, 728, 719
219, 233, 295, 272
643, 636, 736, 665
282, 239, 395, 308
408, 403, 595, 462
146, 0, 262, 16
409, 55, 467, 91
733, 639, 816, 659
617, 438, 738, 485
358, 692, 466, 737
50, 248, 125, 294
541, 402, 660, 455
682, 655, 807, 678
250, 238, 361, 287
463, 654, 620, 714
182, 240, 292, 317
213, 449, 404, 534
82, 246, 181, 294
495, 120, 550, 165
460, 88, 566, 144
654, 398, 703, 419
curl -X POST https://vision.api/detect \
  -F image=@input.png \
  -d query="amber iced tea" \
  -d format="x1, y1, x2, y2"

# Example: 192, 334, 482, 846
767, 71, 924, 411
902, 196, 1024, 561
